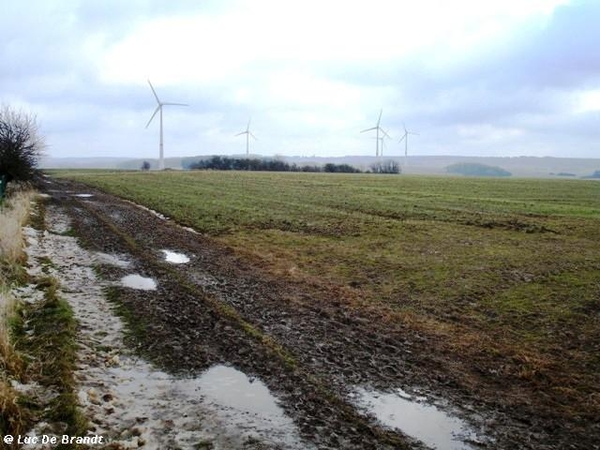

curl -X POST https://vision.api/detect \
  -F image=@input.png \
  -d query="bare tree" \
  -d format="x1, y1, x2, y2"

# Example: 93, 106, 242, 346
0, 105, 45, 188
371, 159, 401, 174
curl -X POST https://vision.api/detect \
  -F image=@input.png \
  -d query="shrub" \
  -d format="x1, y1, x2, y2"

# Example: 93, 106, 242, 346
371, 160, 401, 174
0, 106, 45, 190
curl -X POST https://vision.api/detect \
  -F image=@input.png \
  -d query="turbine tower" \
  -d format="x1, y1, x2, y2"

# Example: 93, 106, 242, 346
399, 123, 419, 166
235, 118, 257, 156
373, 130, 390, 157
361, 109, 390, 157
145, 80, 188, 170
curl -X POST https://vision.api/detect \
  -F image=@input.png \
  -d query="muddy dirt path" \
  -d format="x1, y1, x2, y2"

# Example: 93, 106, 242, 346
37, 177, 596, 450
23, 199, 311, 449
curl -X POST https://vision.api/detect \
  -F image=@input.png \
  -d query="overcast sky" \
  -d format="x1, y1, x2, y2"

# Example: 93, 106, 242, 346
2, 0, 599, 160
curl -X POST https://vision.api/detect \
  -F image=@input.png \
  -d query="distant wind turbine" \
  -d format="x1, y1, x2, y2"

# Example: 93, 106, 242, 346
399, 123, 419, 166
361, 109, 390, 157
235, 118, 257, 156
373, 130, 391, 157
145, 79, 188, 170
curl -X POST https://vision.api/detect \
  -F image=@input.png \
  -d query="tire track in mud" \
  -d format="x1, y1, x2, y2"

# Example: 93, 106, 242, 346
43, 179, 418, 449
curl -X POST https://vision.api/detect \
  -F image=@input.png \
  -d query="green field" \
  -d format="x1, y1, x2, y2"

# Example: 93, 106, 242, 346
54, 170, 600, 411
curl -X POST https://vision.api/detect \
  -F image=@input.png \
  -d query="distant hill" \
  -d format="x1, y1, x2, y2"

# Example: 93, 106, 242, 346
39, 155, 600, 178
40, 157, 134, 169
446, 163, 512, 177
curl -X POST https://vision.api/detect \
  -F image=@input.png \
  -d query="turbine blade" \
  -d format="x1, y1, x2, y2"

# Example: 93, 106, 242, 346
377, 109, 382, 126
249, 132, 257, 140
409, 132, 420, 135
381, 129, 391, 139
361, 127, 377, 133
398, 134, 406, 143
145, 105, 161, 128
148, 80, 161, 104
247, 118, 251, 132
235, 131, 247, 136
162, 102, 189, 106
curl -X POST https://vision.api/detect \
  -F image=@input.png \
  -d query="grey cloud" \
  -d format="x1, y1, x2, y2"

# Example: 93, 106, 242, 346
326, 0, 600, 130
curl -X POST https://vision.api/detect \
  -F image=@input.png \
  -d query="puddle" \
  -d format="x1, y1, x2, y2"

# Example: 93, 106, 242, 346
73, 193, 94, 198
198, 365, 282, 415
161, 249, 190, 264
94, 252, 130, 268
96, 364, 312, 449
195, 365, 312, 449
120, 274, 157, 290
352, 387, 480, 450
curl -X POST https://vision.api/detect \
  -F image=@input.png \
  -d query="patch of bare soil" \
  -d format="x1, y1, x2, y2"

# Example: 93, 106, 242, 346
37, 177, 599, 449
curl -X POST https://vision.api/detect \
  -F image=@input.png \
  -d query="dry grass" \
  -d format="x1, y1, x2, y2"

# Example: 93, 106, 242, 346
0, 288, 24, 376
0, 188, 34, 265
0, 379, 29, 441
0, 188, 34, 363
1, 188, 36, 439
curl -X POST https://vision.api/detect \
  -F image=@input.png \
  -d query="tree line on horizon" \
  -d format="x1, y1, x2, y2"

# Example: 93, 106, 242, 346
181, 155, 401, 174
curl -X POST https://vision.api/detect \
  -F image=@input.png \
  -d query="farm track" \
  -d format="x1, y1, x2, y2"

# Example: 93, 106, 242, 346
41, 177, 597, 449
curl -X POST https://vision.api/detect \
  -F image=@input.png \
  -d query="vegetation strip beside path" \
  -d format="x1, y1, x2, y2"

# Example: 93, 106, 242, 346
1, 191, 85, 449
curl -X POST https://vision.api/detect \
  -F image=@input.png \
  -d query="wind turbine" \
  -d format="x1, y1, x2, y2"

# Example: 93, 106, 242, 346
373, 130, 391, 157
361, 109, 390, 157
145, 80, 188, 170
399, 123, 419, 166
235, 118, 257, 156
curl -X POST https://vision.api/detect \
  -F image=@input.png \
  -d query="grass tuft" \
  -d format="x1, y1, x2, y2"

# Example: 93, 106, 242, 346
0, 189, 35, 264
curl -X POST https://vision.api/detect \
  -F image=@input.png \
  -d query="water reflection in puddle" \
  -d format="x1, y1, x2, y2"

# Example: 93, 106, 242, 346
352, 387, 479, 450
199, 365, 281, 415
105, 363, 311, 449
120, 274, 157, 290
161, 249, 190, 264
197, 365, 312, 449
94, 252, 130, 268
73, 193, 94, 198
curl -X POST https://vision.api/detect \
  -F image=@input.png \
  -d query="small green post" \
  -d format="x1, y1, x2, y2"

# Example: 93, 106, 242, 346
0, 174, 7, 200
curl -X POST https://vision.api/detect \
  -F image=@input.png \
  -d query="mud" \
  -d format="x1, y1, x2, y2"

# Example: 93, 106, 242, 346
34, 177, 599, 449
